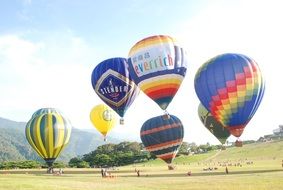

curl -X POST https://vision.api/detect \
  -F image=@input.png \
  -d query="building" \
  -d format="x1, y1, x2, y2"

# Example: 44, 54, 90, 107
273, 125, 283, 136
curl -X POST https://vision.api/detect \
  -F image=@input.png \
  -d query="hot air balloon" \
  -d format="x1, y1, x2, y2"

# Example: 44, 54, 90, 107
90, 104, 117, 141
140, 114, 184, 169
25, 108, 72, 171
128, 35, 188, 114
91, 57, 139, 124
198, 103, 230, 144
194, 53, 265, 138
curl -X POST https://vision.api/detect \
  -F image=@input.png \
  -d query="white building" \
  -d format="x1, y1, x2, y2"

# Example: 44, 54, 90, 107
273, 125, 283, 135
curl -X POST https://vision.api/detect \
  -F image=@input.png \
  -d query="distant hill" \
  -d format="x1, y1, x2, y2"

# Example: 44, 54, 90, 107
0, 117, 120, 163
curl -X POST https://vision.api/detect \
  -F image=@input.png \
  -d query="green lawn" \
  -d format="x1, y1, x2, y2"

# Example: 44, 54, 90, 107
1, 140, 283, 190
0, 167, 282, 190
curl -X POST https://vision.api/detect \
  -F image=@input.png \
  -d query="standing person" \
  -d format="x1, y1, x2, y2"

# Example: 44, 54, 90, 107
101, 168, 106, 178
101, 168, 104, 178
137, 170, 140, 177
225, 166, 229, 174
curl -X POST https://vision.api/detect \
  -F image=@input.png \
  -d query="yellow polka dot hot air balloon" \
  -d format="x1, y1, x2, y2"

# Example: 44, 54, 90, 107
90, 104, 117, 141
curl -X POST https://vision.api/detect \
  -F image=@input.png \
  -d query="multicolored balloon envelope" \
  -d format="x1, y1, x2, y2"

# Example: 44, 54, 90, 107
90, 104, 117, 141
128, 35, 188, 111
140, 115, 184, 164
198, 103, 230, 144
91, 57, 139, 123
25, 108, 72, 167
194, 53, 265, 138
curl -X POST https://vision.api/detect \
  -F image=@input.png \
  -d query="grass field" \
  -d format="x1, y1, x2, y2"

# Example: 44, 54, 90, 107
1, 140, 283, 190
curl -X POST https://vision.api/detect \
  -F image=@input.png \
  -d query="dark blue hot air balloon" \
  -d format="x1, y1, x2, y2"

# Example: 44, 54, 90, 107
91, 57, 139, 124
140, 115, 184, 165
194, 53, 265, 138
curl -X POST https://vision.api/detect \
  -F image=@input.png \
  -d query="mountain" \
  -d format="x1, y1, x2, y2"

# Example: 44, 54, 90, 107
0, 117, 120, 163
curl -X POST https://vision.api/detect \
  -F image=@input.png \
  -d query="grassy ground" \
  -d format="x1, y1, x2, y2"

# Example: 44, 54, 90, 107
0, 167, 282, 190
0, 140, 283, 190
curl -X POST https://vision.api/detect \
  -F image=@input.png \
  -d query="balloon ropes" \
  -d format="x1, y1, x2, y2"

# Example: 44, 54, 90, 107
140, 114, 184, 169
128, 35, 188, 117
90, 104, 117, 141
194, 53, 265, 145
25, 108, 72, 171
91, 57, 139, 124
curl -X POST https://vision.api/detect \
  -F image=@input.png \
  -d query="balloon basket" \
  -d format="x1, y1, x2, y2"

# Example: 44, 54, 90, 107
163, 113, 170, 120
168, 164, 175, 170
235, 140, 243, 147
120, 118, 124, 125
47, 167, 54, 174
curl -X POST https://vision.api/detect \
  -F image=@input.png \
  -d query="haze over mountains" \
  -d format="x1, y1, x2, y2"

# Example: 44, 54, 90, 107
0, 117, 120, 163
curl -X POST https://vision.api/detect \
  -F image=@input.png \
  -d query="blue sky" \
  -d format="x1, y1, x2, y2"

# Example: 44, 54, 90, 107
1, 0, 282, 144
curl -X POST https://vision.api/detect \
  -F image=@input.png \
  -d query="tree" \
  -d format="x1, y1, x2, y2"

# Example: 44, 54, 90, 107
69, 157, 82, 168
76, 161, 90, 168
0, 160, 41, 169
95, 144, 115, 155
92, 154, 113, 167
68, 157, 90, 168
178, 142, 190, 155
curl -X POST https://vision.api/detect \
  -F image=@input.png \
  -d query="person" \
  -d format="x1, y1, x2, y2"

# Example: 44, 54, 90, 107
47, 167, 54, 174
136, 170, 140, 177
225, 166, 229, 174
59, 168, 63, 175
187, 171, 192, 176
101, 168, 104, 178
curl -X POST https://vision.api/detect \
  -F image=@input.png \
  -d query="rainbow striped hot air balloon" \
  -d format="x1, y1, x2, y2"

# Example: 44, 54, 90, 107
194, 53, 265, 138
140, 115, 184, 166
25, 108, 72, 168
128, 35, 188, 112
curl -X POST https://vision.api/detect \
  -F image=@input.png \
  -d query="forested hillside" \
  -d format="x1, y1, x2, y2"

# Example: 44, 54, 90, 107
0, 117, 119, 162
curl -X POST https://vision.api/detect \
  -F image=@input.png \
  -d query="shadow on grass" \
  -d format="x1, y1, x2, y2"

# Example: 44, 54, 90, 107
1, 169, 282, 178
118, 169, 283, 178
0, 169, 134, 175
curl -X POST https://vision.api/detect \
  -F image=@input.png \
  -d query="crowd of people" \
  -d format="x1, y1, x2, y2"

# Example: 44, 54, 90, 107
100, 168, 114, 178
47, 167, 64, 175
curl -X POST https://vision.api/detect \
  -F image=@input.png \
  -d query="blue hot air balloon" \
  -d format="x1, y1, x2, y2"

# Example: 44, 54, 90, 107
194, 53, 265, 138
91, 57, 139, 124
140, 115, 184, 166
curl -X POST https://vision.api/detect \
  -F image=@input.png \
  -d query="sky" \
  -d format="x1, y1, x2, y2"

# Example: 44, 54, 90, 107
0, 0, 283, 144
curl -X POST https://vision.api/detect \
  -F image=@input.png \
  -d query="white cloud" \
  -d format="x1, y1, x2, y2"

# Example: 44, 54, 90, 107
0, 34, 100, 131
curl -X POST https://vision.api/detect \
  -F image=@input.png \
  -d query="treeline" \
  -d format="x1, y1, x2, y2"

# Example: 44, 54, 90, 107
68, 141, 223, 168
0, 141, 224, 169
0, 161, 66, 170
69, 142, 150, 168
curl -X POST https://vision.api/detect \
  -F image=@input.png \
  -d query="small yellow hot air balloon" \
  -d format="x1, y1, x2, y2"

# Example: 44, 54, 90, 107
90, 104, 117, 141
